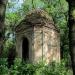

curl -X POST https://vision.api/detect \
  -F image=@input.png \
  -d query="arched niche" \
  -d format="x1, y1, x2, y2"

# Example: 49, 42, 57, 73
22, 37, 29, 61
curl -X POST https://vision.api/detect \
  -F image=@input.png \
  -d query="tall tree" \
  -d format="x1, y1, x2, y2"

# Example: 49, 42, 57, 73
66, 0, 75, 74
0, 0, 8, 57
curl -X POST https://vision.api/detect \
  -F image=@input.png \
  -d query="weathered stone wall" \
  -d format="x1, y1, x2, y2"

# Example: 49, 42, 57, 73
43, 27, 60, 63
33, 25, 60, 63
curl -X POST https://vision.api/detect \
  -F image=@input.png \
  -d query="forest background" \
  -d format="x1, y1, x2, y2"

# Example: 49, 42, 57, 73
0, 0, 74, 75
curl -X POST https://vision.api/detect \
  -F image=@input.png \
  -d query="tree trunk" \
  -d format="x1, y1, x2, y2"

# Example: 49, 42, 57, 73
66, 0, 75, 74
0, 0, 8, 57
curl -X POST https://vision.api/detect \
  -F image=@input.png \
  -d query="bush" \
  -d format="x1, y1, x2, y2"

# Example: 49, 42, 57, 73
11, 59, 44, 75
2, 39, 16, 58
0, 58, 73, 75
10, 59, 72, 75
0, 58, 9, 75
42, 61, 68, 75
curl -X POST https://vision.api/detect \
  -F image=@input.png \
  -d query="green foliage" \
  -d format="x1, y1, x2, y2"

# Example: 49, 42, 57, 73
0, 58, 72, 75
42, 61, 68, 75
0, 58, 9, 75
2, 39, 15, 57
21, 0, 45, 16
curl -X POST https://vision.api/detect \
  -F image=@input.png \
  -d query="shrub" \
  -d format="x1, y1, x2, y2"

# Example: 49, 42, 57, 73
2, 39, 16, 58
10, 59, 72, 75
42, 61, 68, 75
0, 58, 9, 75
0, 58, 73, 75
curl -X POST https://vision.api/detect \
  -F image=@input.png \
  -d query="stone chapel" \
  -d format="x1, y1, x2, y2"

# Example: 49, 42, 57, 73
15, 9, 60, 63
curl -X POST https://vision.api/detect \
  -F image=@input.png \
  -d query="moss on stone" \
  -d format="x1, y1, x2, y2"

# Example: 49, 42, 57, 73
26, 9, 53, 22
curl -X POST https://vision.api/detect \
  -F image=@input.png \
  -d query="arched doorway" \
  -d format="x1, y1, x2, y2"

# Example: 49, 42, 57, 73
22, 37, 29, 61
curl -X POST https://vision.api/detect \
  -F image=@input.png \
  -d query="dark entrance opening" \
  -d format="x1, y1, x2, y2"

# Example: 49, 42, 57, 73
22, 37, 29, 61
